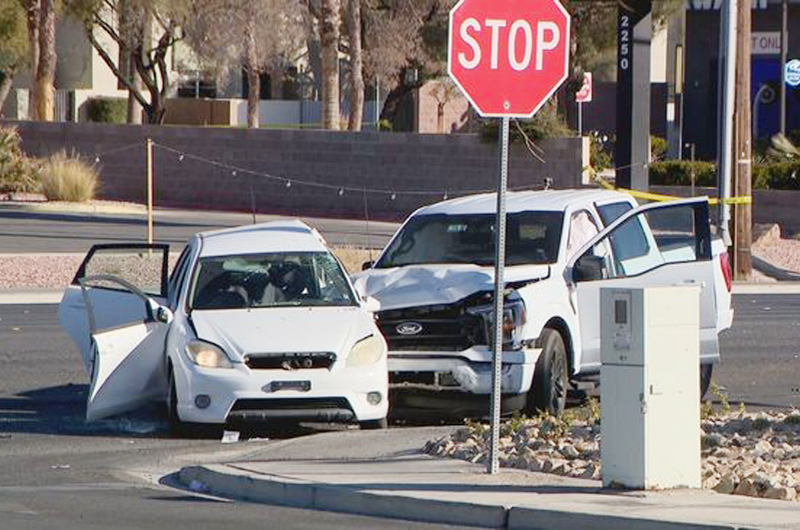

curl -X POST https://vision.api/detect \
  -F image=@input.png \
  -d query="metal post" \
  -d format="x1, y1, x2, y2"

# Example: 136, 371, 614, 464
718, 0, 737, 247
488, 116, 510, 475
780, 0, 788, 135
578, 101, 583, 137
376, 78, 380, 131
146, 138, 154, 245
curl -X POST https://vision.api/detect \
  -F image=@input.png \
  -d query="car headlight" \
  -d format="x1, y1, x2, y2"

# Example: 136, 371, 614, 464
186, 340, 234, 369
468, 298, 527, 350
347, 334, 385, 367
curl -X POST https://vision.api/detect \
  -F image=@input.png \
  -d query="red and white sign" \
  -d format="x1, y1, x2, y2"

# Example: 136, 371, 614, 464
575, 72, 592, 103
447, 0, 571, 118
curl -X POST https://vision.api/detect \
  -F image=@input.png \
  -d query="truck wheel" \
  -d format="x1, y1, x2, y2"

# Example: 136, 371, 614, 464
527, 328, 568, 417
700, 364, 713, 400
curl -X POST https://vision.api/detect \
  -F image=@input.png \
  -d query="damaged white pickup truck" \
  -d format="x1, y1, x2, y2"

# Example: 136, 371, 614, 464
353, 189, 734, 418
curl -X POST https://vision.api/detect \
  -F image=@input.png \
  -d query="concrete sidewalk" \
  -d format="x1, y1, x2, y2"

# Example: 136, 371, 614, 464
177, 429, 800, 530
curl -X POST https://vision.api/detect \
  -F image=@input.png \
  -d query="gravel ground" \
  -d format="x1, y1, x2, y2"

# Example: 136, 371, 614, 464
753, 225, 800, 274
424, 408, 800, 502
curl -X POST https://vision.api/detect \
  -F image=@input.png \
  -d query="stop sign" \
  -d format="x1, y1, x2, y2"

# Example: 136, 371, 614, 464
448, 0, 570, 118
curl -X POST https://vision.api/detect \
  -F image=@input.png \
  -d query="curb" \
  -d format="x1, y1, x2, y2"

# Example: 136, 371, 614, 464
178, 464, 742, 530
0, 201, 146, 216
179, 464, 509, 529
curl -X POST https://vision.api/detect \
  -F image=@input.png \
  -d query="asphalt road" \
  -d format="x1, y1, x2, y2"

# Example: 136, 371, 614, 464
0, 303, 462, 530
0, 208, 398, 253
0, 294, 796, 529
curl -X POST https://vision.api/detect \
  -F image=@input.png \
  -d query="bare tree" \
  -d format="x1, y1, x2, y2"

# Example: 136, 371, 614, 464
20, 0, 58, 120
67, 0, 188, 124
33, 0, 56, 120
345, 0, 363, 131
429, 77, 459, 133
319, 0, 341, 130
185, 0, 306, 128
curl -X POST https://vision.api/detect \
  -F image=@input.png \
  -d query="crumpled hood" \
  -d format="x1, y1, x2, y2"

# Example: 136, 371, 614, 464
353, 264, 550, 311
190, 306, 373, 361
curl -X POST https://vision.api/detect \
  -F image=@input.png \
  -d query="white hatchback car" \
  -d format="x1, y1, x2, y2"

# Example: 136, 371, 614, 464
59, 220, 389, 432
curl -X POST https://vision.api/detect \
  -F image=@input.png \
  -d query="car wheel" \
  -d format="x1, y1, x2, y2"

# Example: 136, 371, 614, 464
527, 328, 568, 417
700, 363, 713, 400
360, 418, 388, 430
167, 365, 185, 435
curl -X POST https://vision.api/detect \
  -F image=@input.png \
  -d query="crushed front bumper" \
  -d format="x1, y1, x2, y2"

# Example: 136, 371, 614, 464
387, 347, 541, 415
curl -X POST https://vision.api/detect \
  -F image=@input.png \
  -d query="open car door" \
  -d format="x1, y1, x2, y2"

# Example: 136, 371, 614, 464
81, 275, 173, 421
567, 198, 718, 372
59, 244, 169, 373
58, 244, 171, 421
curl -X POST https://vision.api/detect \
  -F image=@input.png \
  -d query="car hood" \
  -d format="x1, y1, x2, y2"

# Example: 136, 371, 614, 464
190, 306, 373, 361
352, 264, 550, 311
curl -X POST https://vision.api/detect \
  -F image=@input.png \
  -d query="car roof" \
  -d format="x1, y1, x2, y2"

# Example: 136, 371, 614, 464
412, 189, 632, 216
197, 220, 329, 257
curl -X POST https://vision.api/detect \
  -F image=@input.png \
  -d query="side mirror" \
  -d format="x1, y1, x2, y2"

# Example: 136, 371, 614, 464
360, 296, 381, 313
573, 254, 605, 283
156, 306, 174, 324
361, 261, 374, 271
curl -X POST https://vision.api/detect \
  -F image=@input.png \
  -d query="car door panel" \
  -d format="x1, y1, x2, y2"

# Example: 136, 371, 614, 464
86, 320, 169, 422
569, 199, 718, 372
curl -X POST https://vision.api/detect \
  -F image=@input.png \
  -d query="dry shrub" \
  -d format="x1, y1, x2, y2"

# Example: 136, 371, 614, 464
39, 150, 98, 202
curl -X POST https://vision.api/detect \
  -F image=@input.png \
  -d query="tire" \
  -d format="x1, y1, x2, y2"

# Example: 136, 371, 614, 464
527, 328, 569, 417
167, 365, 221, 439
360, 418, 388, 430
700, 363, 713, 400
166, 365, 185, 436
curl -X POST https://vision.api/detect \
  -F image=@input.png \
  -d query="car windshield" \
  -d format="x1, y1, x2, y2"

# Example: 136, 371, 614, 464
375, 212, 564, 268
190, 252, 357, 310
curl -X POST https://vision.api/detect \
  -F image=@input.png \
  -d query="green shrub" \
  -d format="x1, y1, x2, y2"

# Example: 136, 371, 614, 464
651, 135, 667, 161
649, 160, 717, 187
753, 161, 800, 190
589, 132, 613, 171
0, 126, 39, 193
85, 97, 127, 124
39, 150, 98, 202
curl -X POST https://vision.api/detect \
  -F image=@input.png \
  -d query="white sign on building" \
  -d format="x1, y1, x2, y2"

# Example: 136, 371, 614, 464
751, 32, 781, 55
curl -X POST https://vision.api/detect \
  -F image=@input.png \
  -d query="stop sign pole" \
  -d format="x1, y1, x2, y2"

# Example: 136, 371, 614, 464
448, 0, 570, 474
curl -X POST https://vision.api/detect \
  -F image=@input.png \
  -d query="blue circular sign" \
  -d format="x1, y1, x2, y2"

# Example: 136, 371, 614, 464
786, 59, 800, 88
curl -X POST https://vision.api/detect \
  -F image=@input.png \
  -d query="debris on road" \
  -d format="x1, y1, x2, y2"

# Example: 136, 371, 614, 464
221, 431, 240, 444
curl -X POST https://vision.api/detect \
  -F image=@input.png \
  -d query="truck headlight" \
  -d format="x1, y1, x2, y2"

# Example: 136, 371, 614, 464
468, 298, 527, 350
347, 334, 385, 367
186, 340, 234, 369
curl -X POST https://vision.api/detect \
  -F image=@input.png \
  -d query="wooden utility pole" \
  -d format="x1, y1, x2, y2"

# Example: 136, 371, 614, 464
734, 0, 752, 280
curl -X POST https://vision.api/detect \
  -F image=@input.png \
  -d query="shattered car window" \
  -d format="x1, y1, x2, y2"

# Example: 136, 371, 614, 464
190, 252, 357, 310
376, 212, 564, 268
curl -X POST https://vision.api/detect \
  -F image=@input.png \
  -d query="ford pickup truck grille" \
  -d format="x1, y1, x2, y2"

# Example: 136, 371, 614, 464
376, 304, 487, 351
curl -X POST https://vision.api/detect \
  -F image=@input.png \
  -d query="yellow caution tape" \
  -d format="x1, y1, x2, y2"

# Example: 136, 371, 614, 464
588, 171, 752, 206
